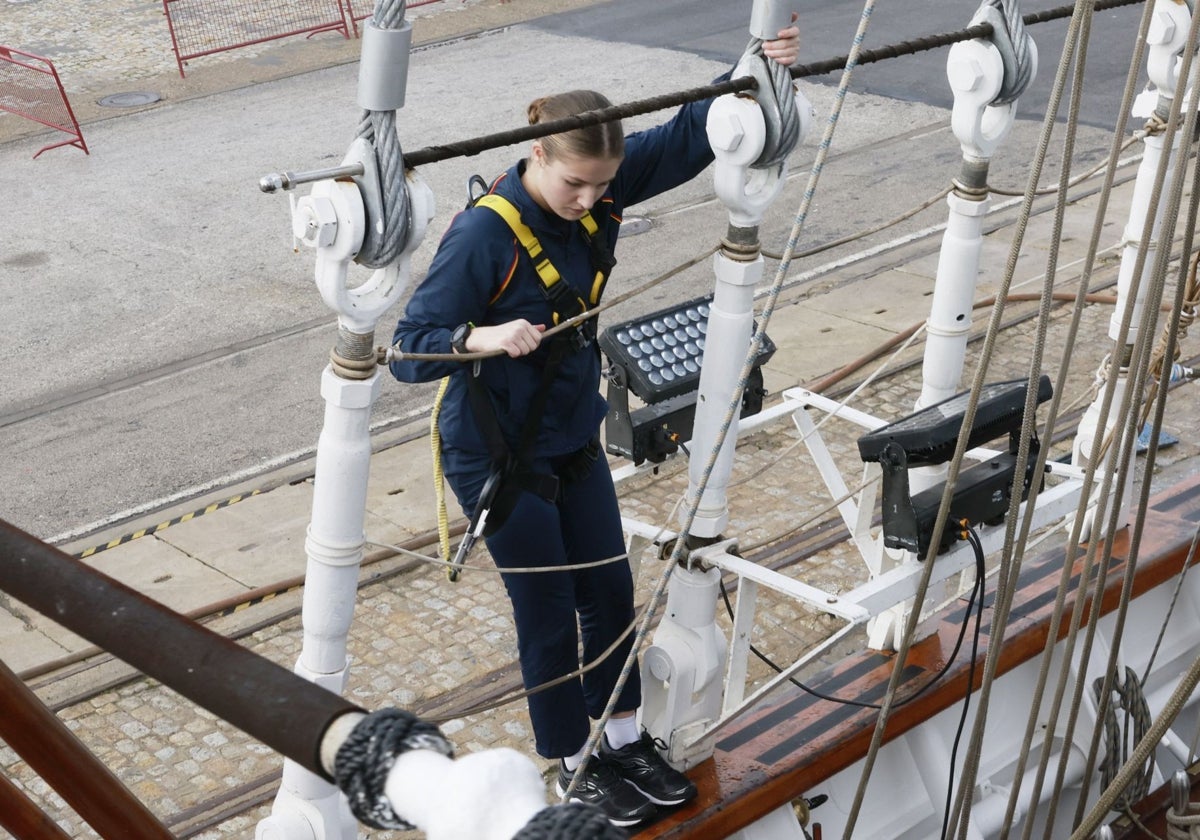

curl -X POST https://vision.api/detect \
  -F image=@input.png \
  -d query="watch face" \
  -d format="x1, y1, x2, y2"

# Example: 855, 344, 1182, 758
452, 323, 471, 353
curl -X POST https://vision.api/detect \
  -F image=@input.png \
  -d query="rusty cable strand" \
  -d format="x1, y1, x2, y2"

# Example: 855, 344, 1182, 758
401, 0, 1142, 169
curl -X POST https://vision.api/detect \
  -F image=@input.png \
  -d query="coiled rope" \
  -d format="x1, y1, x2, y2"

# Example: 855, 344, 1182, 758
1094, 667, 1154, 812
354, 0, 412, 268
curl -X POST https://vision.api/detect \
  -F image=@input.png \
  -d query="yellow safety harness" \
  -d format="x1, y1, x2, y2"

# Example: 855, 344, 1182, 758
473, 193, 612, 344
434, 182, 616, 581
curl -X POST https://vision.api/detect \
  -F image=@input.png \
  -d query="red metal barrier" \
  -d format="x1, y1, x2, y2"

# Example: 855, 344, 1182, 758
162, 0, 352, 77
0, 47, 88, 160
342, 0, 446, 38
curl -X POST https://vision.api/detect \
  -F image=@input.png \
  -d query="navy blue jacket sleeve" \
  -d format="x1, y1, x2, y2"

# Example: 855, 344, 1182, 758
389, 208, 518, 383
615, 71, 731, 207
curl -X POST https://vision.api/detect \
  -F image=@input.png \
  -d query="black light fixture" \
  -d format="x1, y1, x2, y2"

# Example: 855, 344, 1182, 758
599, 294, 776, 465
856, 375, 1052, 556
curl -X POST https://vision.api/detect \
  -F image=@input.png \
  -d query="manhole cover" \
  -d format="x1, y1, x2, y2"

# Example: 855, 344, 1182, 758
97, 91, 162, 108
618, 216, 653, 237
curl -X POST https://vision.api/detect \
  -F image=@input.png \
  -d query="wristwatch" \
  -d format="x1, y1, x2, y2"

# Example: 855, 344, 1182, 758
450, 322, 474, 354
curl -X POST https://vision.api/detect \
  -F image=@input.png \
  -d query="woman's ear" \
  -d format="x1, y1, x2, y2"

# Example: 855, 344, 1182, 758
530, 141, 545, 166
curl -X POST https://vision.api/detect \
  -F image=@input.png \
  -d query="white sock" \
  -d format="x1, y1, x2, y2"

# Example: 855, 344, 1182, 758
562, 741, 592, 772
605, 715, 640, 750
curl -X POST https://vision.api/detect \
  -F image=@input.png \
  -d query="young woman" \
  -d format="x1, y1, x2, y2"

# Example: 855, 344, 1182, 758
390, 25, 800, 826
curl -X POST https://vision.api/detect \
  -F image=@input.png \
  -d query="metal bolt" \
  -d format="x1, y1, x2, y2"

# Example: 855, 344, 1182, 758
709, 112, 745, 153
947, 57, 983, 93
1147, 11, 1176, 46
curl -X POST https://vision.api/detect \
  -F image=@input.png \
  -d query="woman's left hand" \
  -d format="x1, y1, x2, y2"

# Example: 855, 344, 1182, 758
763, 16, 800, 67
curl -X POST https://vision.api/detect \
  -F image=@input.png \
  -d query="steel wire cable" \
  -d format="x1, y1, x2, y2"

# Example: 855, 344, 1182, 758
742, 35, 801, 168
354, 0, 412, 269
984, 0, 1038, 104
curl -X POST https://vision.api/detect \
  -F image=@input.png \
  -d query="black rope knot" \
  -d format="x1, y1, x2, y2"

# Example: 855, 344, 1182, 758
333, 708, 454, 830
512, 803, 630, 840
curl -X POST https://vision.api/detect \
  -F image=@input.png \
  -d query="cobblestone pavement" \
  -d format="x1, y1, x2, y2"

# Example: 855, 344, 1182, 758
9, 264, 1200, 837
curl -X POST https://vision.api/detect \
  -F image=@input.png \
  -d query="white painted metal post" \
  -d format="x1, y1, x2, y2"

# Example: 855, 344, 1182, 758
256, 15, 436, 825
866, 26, 1032, 653
258, 169, 432, 837
1072, 0, 1190, 539
641, 3, 811, 807
913, 33, 1028, 483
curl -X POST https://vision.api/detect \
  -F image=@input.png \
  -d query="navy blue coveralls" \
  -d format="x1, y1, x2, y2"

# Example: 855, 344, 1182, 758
390, 89, 721, 759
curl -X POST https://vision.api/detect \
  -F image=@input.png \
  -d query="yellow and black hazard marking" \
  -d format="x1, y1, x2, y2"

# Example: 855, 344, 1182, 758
73, 490, 263, 560
215, 583, 305, 617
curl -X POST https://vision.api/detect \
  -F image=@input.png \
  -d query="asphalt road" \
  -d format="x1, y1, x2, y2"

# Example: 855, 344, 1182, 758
0, 0, 1145, 542
530, 0, 1148, 128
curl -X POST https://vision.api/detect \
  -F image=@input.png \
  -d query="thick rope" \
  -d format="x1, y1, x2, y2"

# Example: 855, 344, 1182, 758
968, 8, 1105, 837
1066, 12, 1200, 835
332, 708, 454, 831
354, 0, 412, 268
1168, 800, 1200, 840
511, 803, 628, 840
922, 0, 1150, 833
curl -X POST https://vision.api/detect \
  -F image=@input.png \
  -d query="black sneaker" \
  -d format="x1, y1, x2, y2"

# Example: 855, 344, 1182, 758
555, 758, 657, 827
600, 732, 699, 806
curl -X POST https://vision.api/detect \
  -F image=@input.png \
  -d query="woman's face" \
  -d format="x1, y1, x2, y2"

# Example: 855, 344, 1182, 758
529, 144, 622, 221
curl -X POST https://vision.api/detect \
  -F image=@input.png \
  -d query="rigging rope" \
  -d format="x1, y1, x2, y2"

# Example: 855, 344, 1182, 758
920, 0, 1168, 833
1067, 12, 1200, 837
354, 0, 412, 268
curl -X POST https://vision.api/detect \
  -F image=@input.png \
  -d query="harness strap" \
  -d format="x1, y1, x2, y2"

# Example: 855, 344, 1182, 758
452, 185, 618, 536
474, 193, 615, 334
